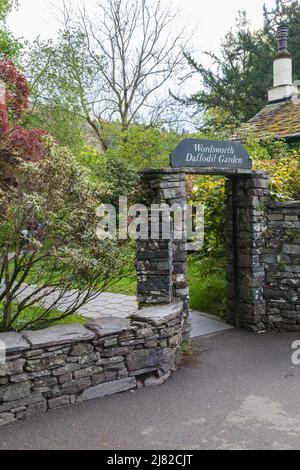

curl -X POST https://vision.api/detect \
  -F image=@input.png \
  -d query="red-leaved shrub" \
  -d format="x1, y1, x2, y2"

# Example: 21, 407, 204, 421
0, 58, 48, 196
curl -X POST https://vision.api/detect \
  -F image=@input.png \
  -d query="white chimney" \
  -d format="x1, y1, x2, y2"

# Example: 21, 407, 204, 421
268, 24, 298, 103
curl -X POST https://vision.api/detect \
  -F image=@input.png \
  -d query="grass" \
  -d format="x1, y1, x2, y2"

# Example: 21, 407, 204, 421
1, 255, 226, 332
107, 256, 226, 318
0, 302, 88, 332
188, 257, 226, 317
108, 276, 137, 296
181, 341, 192, 354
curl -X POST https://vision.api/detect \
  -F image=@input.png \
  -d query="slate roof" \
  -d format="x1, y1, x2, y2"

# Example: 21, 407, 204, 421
237, 95, 300, 141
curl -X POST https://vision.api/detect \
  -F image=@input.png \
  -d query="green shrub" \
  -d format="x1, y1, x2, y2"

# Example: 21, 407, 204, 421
0, 136, 132, 332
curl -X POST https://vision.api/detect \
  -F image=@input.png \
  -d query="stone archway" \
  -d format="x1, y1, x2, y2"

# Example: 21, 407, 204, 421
136, 168, 273, 337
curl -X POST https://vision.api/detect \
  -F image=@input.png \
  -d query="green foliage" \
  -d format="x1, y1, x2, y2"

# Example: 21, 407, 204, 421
188, 257, 226, 317
289, 161, 300, 199
244, 134, 290, 161
181, 11, 274, 128
107, 267, 137, 296
77, 144, 139, 205
23, 29, 101, 152
0, 137, 132, 332
0, 30, 22, 60
24, 105, 85, 157
0, 0, 17, 20
245, 134, 300, 200
190, 176, 226, 259
27, 31, 100, 116
180, 342, 192, 354
0, 0, 22, 61
77, 146, 106, 179
103, 123, 180, 169
102, 158, 140, 205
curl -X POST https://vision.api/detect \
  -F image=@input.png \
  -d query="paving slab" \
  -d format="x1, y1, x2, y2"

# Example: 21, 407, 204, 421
190, 311, 233, 338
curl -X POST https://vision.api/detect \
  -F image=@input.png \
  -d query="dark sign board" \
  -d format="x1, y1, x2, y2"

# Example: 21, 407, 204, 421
171, 139, 252, 170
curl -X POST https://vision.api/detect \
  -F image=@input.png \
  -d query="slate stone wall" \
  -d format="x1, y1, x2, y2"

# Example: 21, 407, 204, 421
137, 170, 190, 339
225, 171, 270, 331
263, 201, 300, 330
0, 301, 183, 426
226, 173, 300, 331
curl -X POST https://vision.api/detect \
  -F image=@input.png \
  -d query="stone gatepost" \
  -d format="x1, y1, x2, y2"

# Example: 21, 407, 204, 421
225, 170, 271, 331
137, 169, 190, 339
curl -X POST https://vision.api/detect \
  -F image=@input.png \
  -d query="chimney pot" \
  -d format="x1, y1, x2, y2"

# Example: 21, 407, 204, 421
277, 24, 289, 51
268, 23, 298, 102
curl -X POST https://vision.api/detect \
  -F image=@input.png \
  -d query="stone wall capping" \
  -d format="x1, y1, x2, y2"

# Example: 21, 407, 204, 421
131, 300, 183, 326
0, 332, 30, 353
85, 317, 131, 337
268, 201, 300, 210
22, 324, 95, 349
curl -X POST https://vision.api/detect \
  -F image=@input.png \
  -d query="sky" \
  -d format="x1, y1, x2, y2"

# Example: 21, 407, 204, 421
8, 0, 276, 54
6, 0, 277, 127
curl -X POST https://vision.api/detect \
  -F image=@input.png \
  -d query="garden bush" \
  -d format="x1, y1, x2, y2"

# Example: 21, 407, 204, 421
0, 137, 133, 332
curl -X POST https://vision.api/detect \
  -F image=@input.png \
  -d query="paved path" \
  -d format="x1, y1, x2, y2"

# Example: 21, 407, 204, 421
0, 283, 137, 319
1, 330, 300, 450
190, 310, 233, 338
1, 283, 231, 337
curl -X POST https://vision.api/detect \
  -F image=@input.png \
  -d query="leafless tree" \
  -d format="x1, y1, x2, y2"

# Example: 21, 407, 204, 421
60, 0, 188, 138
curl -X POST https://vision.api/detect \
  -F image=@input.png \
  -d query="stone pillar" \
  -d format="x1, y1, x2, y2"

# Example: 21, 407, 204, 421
225, 171, 271, 331
137, 169, 190, 338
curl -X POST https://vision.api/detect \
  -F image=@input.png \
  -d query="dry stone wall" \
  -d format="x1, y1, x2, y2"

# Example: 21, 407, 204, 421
263, 201, 300, 330
225, 173, 300, 331
0, 301, 183, 426
137, 170, 190, 340
225, 171, 270, 331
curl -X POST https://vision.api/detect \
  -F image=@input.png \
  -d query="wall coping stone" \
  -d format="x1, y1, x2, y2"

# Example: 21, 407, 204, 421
268, 201, 300, 210
22, 324, 95, 349
86, 317, 131, 337
0, 332, 29, 353
0, 301, 183, 352
132, 301, 183, 326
